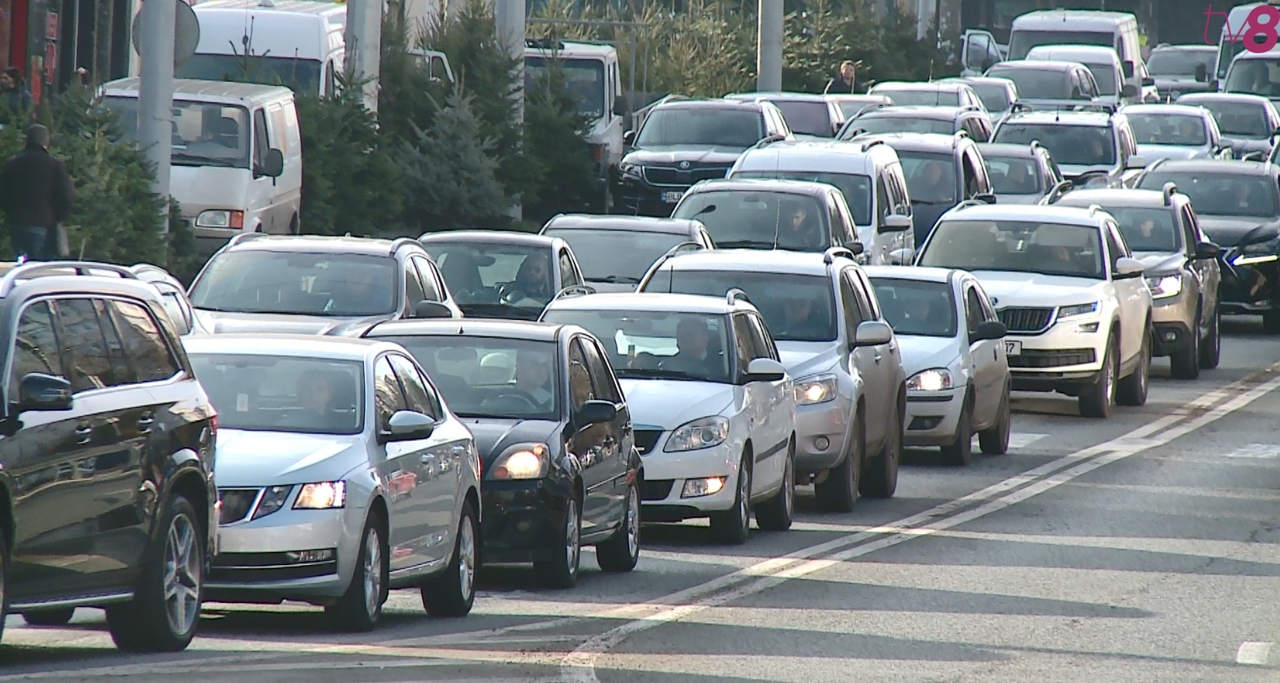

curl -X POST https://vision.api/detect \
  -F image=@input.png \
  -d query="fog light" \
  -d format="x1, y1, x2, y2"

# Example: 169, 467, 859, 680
1162, 330, 1177, 342
286, 549, 335, 563
681, 477, 726, 498
1077, 322, 1100, 333
815, 436, 830, 450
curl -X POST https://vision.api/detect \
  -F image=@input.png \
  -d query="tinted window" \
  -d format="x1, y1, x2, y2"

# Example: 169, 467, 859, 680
188, 354, 364, 435
102, 96, 253, 168
1136, 172, 1280, 219
984, 66, 1070, 99
426, 241, 554, 313
524, 56, 605, 118
189, 251, 398, 317
838, 271, 863, 337
969, 81, 1013, 112
965, 287, 985, 335
1190, 100, 1271, 138
57, 298, 118, 392
1007, 30, 1115, 60
578, 336, 623, 404
1080, 63, 1116, 95
373, 356, 408, 432
897, 151, 957, 204
745, 313, 779, 361
644, 269, 839, 342
558, 250, 577, 290
671, 191, 830, 250
567, 339, 595, 414
411, 257, 443, 301
110, 300, 181, 383
541, 308, 733, 384
730, 170, 873, 226
871, 87, 960, 106
546, 228, 691, 285
635, 107, 765, 148
1224, 58, 1280, 99
770, 100, 835, 137
1148, 49, 1216, 77
387, 353, 438, 420
867, 277, 957, 337
730, 314, 757, 371
1096, 206, 1182, 252
405, 260, 427, 306
11, 301, 62, 398
920, 218, 1105, 279
993, 124, 1115, 167
1126, 113, 1207, 146
986, 156, 1041, 194
848, 112, 957, 136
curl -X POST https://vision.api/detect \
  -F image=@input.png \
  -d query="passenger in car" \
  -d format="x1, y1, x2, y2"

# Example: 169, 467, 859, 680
665, 317, 713, 375
514, 350, 555, 409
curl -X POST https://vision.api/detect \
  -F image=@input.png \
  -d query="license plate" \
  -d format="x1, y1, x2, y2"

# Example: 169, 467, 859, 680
661, 191, 684, 204
1004, 340, 1022, 356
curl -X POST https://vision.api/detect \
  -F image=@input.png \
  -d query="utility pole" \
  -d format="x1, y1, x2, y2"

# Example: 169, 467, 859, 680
137, 0, 177, 233
493, 0, 524, 220
757, 0, 782, 92
345, 0, 382, 112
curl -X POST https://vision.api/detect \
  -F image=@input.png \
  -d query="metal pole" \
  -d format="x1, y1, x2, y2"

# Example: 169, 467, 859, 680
757, 0, 782, 92
137, 0, 176, 233
494, 0, 524, 220
345, 0, 382, 112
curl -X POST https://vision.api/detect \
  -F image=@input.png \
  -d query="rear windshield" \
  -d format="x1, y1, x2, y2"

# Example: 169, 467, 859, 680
1190, 100, 1271, 138
672, 191, 831, 251
643, 270, 839, 342
731, 170, 872, 226
969, 81, 1014, 112
1137, 172, 1280, 219
635, 107, 765, 148
770, 100, 835, 137
189, 251, 398, 317
984, 66, 1068, 100
1148, 49, 1215, 77
1008, 30, 1115, 60
870, 88, 960, 107
848, 113, 956, 137
993, 123, 1115, 167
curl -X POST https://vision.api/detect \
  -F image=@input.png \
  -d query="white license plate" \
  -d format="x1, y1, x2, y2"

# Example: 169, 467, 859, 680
1004, 340, 1022, 356
661, 191, 684, 204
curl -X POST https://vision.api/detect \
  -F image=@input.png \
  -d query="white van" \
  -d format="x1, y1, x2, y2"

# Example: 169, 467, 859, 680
1007, 10, 1150, 95
100, 78, 303, 252
1211, 2, 1280, 89
1024, 44, 1151, 104
1223, 50, 1280, 105
726, 139, 916, 265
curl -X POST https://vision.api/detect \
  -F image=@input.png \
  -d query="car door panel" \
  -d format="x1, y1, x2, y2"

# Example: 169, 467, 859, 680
729, 314, 773, 495
578, 336, 630, 530
841, 270, 884, 447
963, 285, 1000, 425
387, 353, 456, 566
567, 339, 611, 537
373, 355, 435, 571
746, 312, 789, 486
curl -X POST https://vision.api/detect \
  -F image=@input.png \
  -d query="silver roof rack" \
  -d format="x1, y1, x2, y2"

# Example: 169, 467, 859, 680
0, 261, 140, 298
823, 246, 856, 264
1162, 181, 1178, 205
725, 288, 750, 306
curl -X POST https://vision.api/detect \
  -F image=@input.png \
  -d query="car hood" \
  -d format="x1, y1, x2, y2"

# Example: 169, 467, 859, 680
214, 430, 367, 487
1197, 216, 1275, 247
619, 379, 734, 429
1132, 251, 1185, 275
1133, 144, 1208, 161
776, 341, 840, 379
971, 271, 1104, 307
581, 281, 640, 294
896, 335, 961, 379
193, 309, 387, 337
1219, 136, 1273, 154
461, 418, 560, 467
621, 146, 746, 166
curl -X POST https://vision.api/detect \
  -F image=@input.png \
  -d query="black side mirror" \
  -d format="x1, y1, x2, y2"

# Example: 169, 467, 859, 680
1195, 63, 1208, 82
1122, 60, 1135, 79
1210, 78, 1220, 90
612, 98, 627, 118
17, 373, 72, 413
1141, 76, 1155, 87
1121, 83, 1139, 98
622, 130, 635, 145
412, 300, 454, 319
972, 320, 1007, 342
1194, 241, 1222, 260
255, 148, 284, 178
843, 239, 865, 255
578, 399, 617, 426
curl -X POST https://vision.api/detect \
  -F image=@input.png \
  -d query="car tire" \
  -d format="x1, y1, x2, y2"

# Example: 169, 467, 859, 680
22, 609, 74, 626
1171, 312, 1200, 380
860, 395, 902, 499
423, 501, 478, 617
1079, 335, 1117, 419
106, 495, 203, 652
1117, 327, 1150, 406
710, 453, 751, 545
978, 385, 1012, 455
940, 397, 973, 466
537, 495, 581, 588
326, 515, 388, 632
1200, 306, 1221, 369
596, 479, 641, 573
755, 437, 795, 532
815, 410, 862, 513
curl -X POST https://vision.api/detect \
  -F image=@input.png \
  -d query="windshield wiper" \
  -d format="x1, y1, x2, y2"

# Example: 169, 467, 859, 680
171, 153, 240, 168
616, 368, 707, 381
716, 239, 775, 249
586, 275, 641, 284
911, 199, 951, 205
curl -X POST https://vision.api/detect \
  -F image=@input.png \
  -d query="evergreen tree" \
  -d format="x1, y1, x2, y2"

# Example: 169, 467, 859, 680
523, 61, 603, 223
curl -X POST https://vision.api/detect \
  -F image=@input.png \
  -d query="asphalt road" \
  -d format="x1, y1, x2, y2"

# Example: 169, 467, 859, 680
5, 321, 1280, 683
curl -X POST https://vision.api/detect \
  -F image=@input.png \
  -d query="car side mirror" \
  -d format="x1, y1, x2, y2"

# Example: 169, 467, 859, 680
743, 357, 786, 383
880, 213, 913, 232
888, 247, 912, 265
1194, 241, 1222, 260
381, 410, 435, 443
622, 130, 635, 145
1242, 151, 1265, 162
1210, 78, 1220, 90
1121, 83, 1139, 98
255, 148, 284, 178
16, 372, 72, 413
412, 300, 454, 319
1122, 60, 1135, 79
1141, 76, 1155, 87
843, 239, 865, 255
578, 399, 618, 426
972, 320, 1007, 342
1195, 63, 1208, 82
612, 99, 627, 118
1114, 256, 1145, 279
1242, 224, 1280, 247
1125, 155, 1149, 170
973, 192, 997, 204
853, 320, 893, 347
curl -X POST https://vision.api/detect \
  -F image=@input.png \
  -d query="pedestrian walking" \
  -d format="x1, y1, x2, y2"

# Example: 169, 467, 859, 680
824, 60, 866, 94
0, 67, 33, 118
0, 124, 74, 261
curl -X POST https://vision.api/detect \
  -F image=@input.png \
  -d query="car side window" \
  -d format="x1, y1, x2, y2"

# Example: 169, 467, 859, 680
110, 300, 183, 383
888, 166, 912, 216
746, 313, 779, 361
964, 287, 985, 336
558, 250, 576, 290
844, 270, 875, 323
1103, 222, 1128, 269
404, 260, 427, 307
1179, 205, 1198, 253
95, 300, 133, 383
839, 269, 864, 339
969, 147, 992, 192
853, 269, 883, 319
56, 298, 120, 392
411, 256, 443, 301
961, 149, 981, 198
567, 339, 595, 416
374, 356, 408, 431
876, 175, 891, 224
387, 353, 437, 421
10, 300, 63, 400
253, 108, 270, 169
578, 336, 623, 404
730, 314, 757, 372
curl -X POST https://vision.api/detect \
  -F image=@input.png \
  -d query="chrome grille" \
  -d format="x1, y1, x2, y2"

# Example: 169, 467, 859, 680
633, 429, 663, 455
997, 307, 1055, 334
218, 488, 260, 524
642, 166, 730, 187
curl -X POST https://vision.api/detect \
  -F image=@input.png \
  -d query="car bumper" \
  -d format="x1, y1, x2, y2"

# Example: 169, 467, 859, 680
1005, 321, 1105, 391
480, 479, 573, 564
904, 387, 964, 446
610, 179, 687, 217
793, 397, 852, 472
639, 441, 742, 522
1149, 292, 1195, 356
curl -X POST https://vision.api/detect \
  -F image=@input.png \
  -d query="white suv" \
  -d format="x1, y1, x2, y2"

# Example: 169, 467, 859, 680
916, 203, 1153, 418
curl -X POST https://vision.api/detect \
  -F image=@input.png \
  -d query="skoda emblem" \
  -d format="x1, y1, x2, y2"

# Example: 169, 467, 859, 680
678, 161, 691, 170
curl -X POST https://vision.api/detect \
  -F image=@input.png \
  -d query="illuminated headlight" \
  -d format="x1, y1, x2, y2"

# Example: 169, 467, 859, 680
664, 416, 730, 452
294, 481, 346, 509
489, 443, 550, 480
195, 209, 244, 229
906, 368, 952, 393
681, 476, 726, 498
794, 374, 838, 405
617, 162, 642, 180
253, 485, 293, 520
1145, 273, 1183, 299
1058, 301, 1100, 318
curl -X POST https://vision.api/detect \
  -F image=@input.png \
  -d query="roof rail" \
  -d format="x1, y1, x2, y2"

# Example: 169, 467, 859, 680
840, 126, 869, 141
389, 237, 420, 255
0, 260, 140, 298
1087, 204, 1104, 217
227, 232, 267, 248
952, 130, 970, 147
1029, 139, 1044, 151
553, 284, 597, 301
1038, 179, 1073, 205
859, 138, 885, 153
638, 241, 704, 284
750, 133, 787, 149
1162, 181, 1178, 205
853, 102, 891, 118
725, 288, 750, 306
823, 246, 856, 264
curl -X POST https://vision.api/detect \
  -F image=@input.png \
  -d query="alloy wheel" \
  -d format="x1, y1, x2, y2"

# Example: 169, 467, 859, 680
163, 514, 201, 637
457, 514, 475, 601
363, 529, 383, 619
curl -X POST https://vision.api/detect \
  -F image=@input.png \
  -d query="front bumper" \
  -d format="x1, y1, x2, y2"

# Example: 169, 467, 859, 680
480, 479, 572, 564
1149, 291, 1196, 356
610, 177, 688, 217
904, 387, 964, 447
638, 440, 742, 522
1005, 318, 1106, 392
793, 397, 852, 472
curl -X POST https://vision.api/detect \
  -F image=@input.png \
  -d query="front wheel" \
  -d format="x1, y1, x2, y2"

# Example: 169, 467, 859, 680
1079, 336, 1117, 418
860, 398, 902, 499
815, 412, 862, 513
710, 455, 751, 545
1171, 316, 1200, 380
596, 480, 641, 572
940, 399, 973, 466
536, 496, 581, 588
1200, 307, 1221, 369
423, 501, 478, 617
978, 385, 1011, 455
1117, 328, 1150, 406
755, 440, 794, 531
326, 516, 387, 632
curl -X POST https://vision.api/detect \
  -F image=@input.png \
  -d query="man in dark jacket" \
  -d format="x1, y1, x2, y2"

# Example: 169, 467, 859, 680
824, 60, 867, 94
0, 125, 74, 261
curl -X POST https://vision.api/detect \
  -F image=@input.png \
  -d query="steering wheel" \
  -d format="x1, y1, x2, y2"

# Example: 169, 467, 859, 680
486, 390, 541, 410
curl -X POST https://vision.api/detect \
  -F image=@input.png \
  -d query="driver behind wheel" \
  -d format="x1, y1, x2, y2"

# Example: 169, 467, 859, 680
293, 371, 344, 431
514, 350, 555, 410
505, 252, 553, 304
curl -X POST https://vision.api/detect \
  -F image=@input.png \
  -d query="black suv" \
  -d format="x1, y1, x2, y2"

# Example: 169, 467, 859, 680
187, 234, 462, 336
612, 98, 793, 217
0, 261, 216, 651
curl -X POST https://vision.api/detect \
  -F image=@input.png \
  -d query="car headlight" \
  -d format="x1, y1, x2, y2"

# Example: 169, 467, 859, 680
664, 416, 730, 452
294, 481, 346, 509
906, 368, 952, 392
1057, 301, 1099, 318
253, 485, 293, 520
195, 209, 244, 229
489, 443, 550, 480
794, 374, 838, 405
1145, 273, 1183, 299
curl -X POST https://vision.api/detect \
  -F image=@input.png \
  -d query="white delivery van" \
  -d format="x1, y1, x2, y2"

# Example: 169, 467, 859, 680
1212, 2, 1280, 90
1007, 10, 1151, 95
100, 78, 303, 251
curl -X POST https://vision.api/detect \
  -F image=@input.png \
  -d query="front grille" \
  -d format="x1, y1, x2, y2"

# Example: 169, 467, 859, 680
218, 488, 260, 525
1008, 348, 1097, 368
210, 551, 338, 583
998, 307, 1055, 334
634, 429, 663, 455
642, 165, 730, 187
641, 479, 674, 501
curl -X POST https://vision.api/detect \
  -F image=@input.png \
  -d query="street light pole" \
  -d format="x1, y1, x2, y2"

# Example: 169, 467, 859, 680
757, 0, 782, 92
494, 0, 524, 220
137, 0, 177, 233
345, 0, 382, 112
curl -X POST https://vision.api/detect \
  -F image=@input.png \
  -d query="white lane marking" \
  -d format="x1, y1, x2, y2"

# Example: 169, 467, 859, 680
1005, 432, 1048, 449
1237, 641, 1273, 665
1222, 444, 1280, 459
558, 367, 1280, 683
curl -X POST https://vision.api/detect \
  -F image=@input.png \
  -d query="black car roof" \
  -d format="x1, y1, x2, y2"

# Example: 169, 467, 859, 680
543, 215, 704, 234
365, 318, 566, 343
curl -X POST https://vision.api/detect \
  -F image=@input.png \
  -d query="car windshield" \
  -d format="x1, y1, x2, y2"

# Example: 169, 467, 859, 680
1081, 63, 1117, 96
1126, 113, 1207, 146
897, 152, 957, 205
731, 170, 872, 226
1191, 100, 1271, 138
969, 82, 1014, 112
176, 54, 322, 95
1098, 206, 1182, 252
919, 219, 1106, 279
770, 100, 834, 137
985, 156, 1042, 194
1148, 49, 1216, 77
188, 354, 364, 435
102, 96, 251, 169
993, 123, 1115, 166
671, 191, 831, 251
188, 251, 398, 316
426, 242, 555, 312
634, 107, 764, 148
524, 56, 605, 119
1008, 30, 1114, 60
545, 229, 689, 285
541, 309, 733, 383
1225, 58, 1280, 99
849, 113, 956, 136
868, 277, 958, 338
871, 87, 960, 107
377, 336, 560, 421
984, 66, 1069, 100
643, 270, 838, 342
1137, 172, 1280, 218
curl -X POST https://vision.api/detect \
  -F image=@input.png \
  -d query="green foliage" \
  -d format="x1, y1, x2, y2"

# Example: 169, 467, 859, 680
522, 62, 603, 223
378, 13, 449, 145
